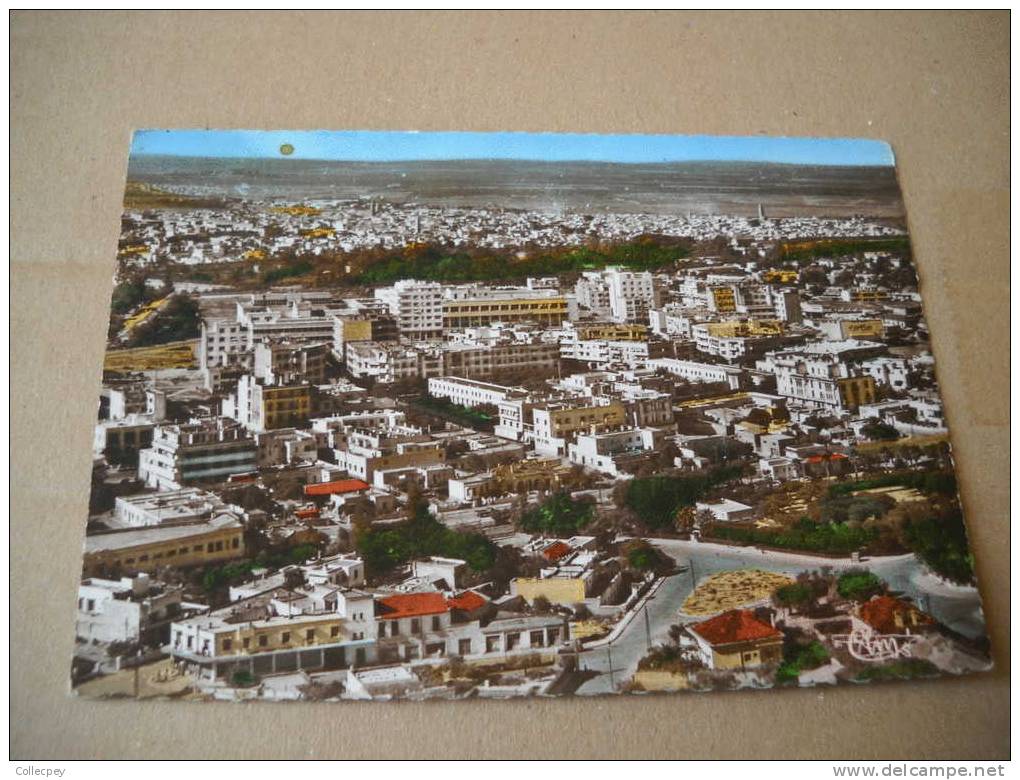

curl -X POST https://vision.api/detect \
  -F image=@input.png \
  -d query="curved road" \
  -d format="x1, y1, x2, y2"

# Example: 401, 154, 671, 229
575, 538, 986, 696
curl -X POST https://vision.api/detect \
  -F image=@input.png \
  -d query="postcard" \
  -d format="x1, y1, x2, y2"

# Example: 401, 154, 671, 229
73, 129, 990, 701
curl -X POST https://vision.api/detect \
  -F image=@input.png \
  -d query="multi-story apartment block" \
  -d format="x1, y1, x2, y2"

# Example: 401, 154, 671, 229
332, 422, 445, 482
442, 286, 569, 329
331, 313, 398, 360
252, 339, 329, 385
374, 280, 445, 338
605, 266, 658, 323
570, 322, 648, 342
567, 427, 659, 476
198, 317, 246, 370
691, 319, 787, 362
574, 272, 613, 319
138, 418, 258, 489
615, 388, 675, 428
647, 358, 744, 390
531, 398, 627, 456
761, 351, 878, 412
226, 374, 313, 432
442, 341, 560, 381
560, 337, 650, 368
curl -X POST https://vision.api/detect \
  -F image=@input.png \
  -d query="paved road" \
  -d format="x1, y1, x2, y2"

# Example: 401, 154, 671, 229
575, 572, 690, 696
651, 538, 986, 639
573, 538, 987, 695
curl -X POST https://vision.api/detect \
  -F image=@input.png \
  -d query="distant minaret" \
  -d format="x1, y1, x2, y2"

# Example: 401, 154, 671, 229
757, 202, 767, 221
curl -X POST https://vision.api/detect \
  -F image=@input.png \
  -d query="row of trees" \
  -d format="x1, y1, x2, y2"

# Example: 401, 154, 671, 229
354, 237, 691, 286
708, 518, 878, 556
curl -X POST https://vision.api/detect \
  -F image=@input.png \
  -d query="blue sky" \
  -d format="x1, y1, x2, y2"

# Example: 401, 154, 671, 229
131, 129, 894, 167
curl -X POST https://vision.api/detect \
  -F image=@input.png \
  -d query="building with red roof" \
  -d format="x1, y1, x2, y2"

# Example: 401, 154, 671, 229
303, 479, 370, 497
446, 590, 488, 615
541, 541, 572, 562
855, 595, 933, 636
376, 592, 449, 620
688, 609, 784, 670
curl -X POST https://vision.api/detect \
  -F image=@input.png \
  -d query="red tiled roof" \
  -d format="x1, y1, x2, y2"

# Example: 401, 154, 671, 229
446, 590, 488, 612
304, 479, 370, 497
691, 609, 781, 646
376, 592, 449, 620
805, 452, 847, 464
542, 541, 572, 562
858, 595, 932, 634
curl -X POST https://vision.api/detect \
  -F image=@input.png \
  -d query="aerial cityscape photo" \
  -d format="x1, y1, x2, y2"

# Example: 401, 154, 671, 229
73, 130, 991, 702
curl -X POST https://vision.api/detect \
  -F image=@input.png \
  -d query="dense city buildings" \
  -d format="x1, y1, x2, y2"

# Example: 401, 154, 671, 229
75, 141, 988, 702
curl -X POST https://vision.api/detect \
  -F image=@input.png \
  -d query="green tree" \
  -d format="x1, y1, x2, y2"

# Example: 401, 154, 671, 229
519, 492, 593, 535
861, 417, 901, 442
623, 539, 657, 571
355, 505, 498, 578
836, 570, 884, 602
623, 466, 741, 530
128, 294, 201, 347
773, 582, 813, 608
903, 507, 975, 584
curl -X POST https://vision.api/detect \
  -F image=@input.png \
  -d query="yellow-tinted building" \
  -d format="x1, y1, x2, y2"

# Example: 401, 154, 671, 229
851, 289, 888, 303
762, 270, 799, 284
169, 588, 377, 681
448, 457, 575, 502
443, 297, 568, 328
300, 227, 335, 239
83, 516, 245, 576
839, 319, 885, 339
573, 323, 648, 342
689, 609, 784, 670
709, 286, 737, 313
533, 400, 627, 441
270, 205, 321, 216
261, 384, 313, 430
838, 376, 877, 410
210, 614, 344, 659
704, 319, 783, 338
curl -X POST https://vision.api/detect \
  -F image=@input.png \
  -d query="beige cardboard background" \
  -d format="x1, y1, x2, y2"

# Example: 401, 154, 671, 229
10, 11, 1009, 759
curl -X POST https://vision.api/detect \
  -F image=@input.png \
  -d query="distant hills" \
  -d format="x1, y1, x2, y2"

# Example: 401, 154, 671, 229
126, 155, 904, 218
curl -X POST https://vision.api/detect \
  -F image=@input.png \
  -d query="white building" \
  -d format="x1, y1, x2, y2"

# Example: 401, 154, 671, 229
374, 280, 445, 338
567, 428, 658, 476
560, 338, 650, 368
647, 358, 744, 390
695, 498, 755, 523
114, 488, 230, 527
605, 267, 658, 323
76, 574, 187, 644
426, 376, 526, 408
138, 418, 258, 489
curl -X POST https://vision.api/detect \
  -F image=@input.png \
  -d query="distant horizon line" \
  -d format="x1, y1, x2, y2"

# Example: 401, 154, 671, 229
129, 152, 895, 169
129, 130, 895, 167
